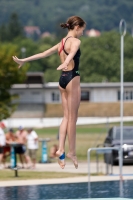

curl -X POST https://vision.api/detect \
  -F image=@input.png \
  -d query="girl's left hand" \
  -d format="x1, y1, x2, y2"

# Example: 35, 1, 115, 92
12, 56, 25, 69
57, 62, 68, 70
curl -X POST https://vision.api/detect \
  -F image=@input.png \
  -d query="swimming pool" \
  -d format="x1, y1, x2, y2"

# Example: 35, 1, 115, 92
0, 180, 133, 199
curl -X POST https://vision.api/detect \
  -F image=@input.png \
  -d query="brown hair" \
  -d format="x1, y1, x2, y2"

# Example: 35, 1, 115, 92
60, 16, 86, 30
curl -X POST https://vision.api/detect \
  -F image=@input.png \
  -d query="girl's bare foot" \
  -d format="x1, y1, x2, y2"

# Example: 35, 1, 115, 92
67, 153, 78, 169
56, 150, 65, 169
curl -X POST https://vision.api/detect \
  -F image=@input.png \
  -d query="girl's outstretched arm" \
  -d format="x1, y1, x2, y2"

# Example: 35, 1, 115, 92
12, 44, 59, 68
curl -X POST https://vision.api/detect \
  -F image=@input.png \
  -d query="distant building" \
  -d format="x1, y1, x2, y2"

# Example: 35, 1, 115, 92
9, 73, 133, 118
24, 26, 41, 39
85, 29, 101, 37
41, 31, 51, 38
10, 72, 133, 104
24, 72, 44, 84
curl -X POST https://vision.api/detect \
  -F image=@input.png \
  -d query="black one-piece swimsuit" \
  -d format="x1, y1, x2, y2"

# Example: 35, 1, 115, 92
58, 37, 81, 89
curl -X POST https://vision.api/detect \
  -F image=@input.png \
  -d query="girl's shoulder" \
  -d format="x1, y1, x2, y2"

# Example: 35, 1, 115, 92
64, 37, 81, 47
67, 37, 80, 42
70, 38, 81, 47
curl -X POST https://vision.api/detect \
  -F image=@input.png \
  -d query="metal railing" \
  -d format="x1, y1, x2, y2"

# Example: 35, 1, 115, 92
96, 144, 113, 175
87, 147, 121, 198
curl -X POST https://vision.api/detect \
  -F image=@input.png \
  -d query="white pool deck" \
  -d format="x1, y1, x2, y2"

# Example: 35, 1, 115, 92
63, 199, 131, 200
62, 198, 129, 200
3, 116, 133, 128
0, 162, 133, 187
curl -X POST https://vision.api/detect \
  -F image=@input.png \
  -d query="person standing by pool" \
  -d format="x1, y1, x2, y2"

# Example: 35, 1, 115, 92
3, 128, 18, 167
15, 126, 27, 168
26, 128, 38, 169
0, 122, 6, 169
12, 16, 86, 169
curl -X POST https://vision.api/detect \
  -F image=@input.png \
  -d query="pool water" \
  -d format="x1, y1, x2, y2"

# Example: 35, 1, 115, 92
0, 180, 133, 199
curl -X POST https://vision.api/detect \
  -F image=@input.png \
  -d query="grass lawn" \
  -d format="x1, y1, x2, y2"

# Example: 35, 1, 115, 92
34, 121, 133, 162
0, 170, 104, 181
34, 124, 106, 162
0, 170, 87, 181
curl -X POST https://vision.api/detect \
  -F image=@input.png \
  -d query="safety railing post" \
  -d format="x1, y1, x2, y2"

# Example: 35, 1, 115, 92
87, 147, 121, 198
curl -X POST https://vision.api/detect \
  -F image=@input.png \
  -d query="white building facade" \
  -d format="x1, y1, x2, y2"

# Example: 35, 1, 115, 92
10, 82, 133, 104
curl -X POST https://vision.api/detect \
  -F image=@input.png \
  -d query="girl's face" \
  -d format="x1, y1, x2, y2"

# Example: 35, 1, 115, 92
75, 25, 86, 38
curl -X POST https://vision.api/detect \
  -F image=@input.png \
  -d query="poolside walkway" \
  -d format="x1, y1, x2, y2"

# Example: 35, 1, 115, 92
0, 162, 133, 187
31, 161, 133, 175
3, 116, 133, 128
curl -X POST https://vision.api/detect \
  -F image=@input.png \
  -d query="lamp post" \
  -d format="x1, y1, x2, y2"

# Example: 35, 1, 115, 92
21, 47, 26, 58
119, 19, 126, 197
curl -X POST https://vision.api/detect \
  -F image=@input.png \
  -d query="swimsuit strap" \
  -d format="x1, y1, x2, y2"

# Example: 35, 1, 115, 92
58, 36, 73, 55
58, 39, 64, 55
63, 36, 73, 47
63, 36, 73, 55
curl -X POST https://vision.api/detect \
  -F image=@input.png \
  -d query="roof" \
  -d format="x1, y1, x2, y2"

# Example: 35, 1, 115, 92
26, 72, 44, 76
24, 26, 41, 35
11, 82, 133, 89
86, 29, 101, 37
41, 32, 51, 38
11, 84, 43, 89
80, 82, 133, 88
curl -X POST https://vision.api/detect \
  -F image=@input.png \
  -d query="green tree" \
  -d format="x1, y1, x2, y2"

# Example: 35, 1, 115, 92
0, 25, 7, 42
13, 37, 44, 71
37, 37, 61, 81
0, 43, 28, 120
0, 0, 133, 33
0, 13, 24, 42
80, 31, 133, 83
7, 13, 24, 41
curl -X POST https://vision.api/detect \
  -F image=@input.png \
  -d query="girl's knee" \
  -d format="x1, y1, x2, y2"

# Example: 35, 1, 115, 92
68, 112, 77, 119
68, 116, 77, 123
63, 116, 69, 122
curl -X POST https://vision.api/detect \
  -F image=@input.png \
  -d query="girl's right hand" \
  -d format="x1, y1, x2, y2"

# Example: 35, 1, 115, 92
12, 56, 25, 69
57, 62, 68, 70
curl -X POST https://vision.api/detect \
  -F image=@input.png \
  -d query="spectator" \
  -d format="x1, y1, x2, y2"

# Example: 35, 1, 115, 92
0, 122, 6, 169
15, 126, 27, 168
4, 128, 18, 166
49, 144, 58, 159
26, 128, 38, 169
49, 131, 59, 159
6, 128, 17, 144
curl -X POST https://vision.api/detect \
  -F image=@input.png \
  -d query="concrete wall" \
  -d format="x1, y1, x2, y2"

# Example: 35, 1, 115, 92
10, 84, 133, 103
11, 104, 44, 118
10, 89, 44, 103
11, 88, 61, 104
44, 102, 133, 117
91, 89, 117, 102
44, 89, 61, 103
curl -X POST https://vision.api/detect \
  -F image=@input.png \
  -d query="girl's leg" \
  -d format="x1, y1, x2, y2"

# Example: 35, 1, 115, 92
0, 154, 3, 168
19, 154, 25, 168
56, 86, 68, 168
66, 76, 81, 168
24, 154, 32, 168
